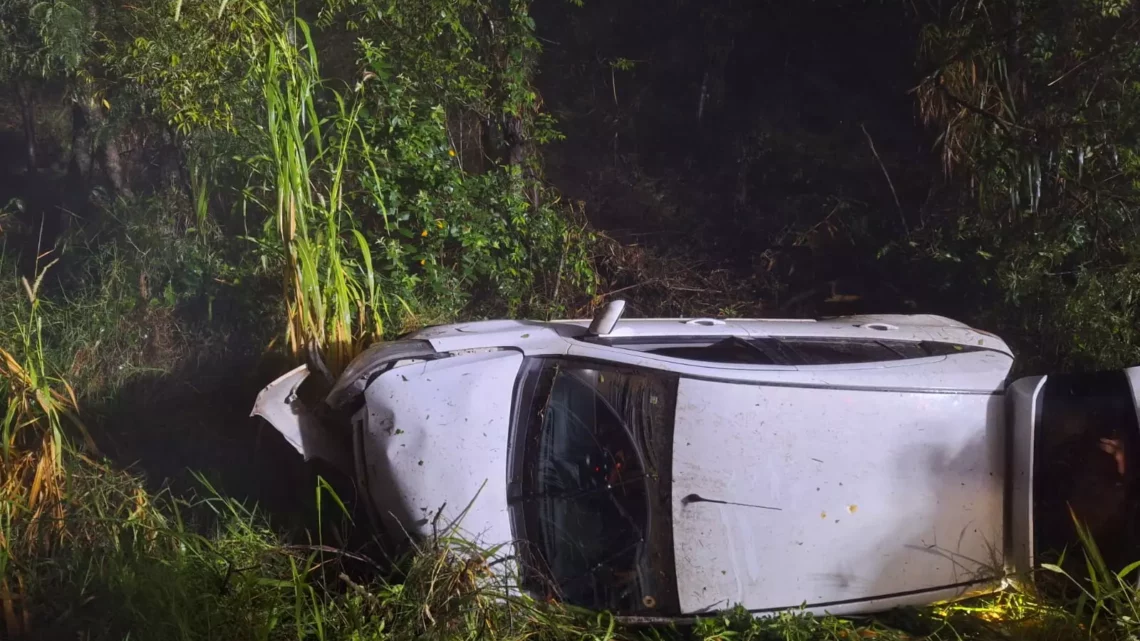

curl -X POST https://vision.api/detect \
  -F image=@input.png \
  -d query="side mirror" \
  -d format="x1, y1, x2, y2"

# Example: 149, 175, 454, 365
588, 299, 626, 336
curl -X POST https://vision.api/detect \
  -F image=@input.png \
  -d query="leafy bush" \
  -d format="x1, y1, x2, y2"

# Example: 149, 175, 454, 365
914, 0, 1140, 370
87, 0, 594, 372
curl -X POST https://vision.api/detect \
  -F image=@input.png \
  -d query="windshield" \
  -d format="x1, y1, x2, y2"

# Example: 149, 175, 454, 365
510, 360, 679, 614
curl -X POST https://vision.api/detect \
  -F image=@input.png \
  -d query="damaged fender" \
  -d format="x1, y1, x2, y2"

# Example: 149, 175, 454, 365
252, 340, 437, 471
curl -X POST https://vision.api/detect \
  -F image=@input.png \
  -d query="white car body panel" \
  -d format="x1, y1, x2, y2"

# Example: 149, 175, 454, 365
1006, 375, 1045, 575
253, 308, 1036, 618
1125, 367, 1140, 417
550, 315, 1010, 356
356, 350, 523, 551
672, 378, 1005, 614
410, 320, 574, 355
250, 364, 350, 469
408, 315, 1012, 359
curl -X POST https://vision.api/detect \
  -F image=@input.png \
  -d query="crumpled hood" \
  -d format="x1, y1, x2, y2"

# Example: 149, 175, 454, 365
357, 350, 522, 549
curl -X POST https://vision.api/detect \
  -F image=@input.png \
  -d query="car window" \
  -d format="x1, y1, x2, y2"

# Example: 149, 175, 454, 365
511, 362, 679, 614
920, 341, 979, 356
593, 335, 980, 367
534, 371, 646, 603
648, 337, 777, 365
595, 336, 778, 365
772, 338, 983, 365
777, 338, 905, 365
1034, 371, 1140, 573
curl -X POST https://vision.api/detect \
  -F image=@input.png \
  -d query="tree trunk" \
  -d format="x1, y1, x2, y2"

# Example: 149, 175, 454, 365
61, 97, 97, 236
15, 80, 37, 174
68, 94, 133, 201
102, 132, 132, 198
1007, 0, 1024, 103
503, 114, 527, 167
69, 99, 95, 187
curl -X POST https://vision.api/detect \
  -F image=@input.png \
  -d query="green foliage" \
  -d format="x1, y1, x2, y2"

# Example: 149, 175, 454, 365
7, 451, 635, 641
0, 0, 92, 83
915, 0, 1140, 370
85, 0, 595, 372
693, 607, 866, 640
251, 12, 383, 369
1040, 510, 1140, 639
1, 0, 596, 377
100, 0, 263, 134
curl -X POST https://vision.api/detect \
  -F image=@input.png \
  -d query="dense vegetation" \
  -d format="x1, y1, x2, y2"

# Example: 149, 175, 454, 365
4, 0, 1140, 638
537, 0, 1140, 372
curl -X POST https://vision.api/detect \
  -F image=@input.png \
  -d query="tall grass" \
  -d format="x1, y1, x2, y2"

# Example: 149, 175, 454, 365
0, 260, 95, 636
0, 262, 613, 638
3, 452, 638, 640
256, 8, 384, 375
1, 263, 1137, 641
1039, 508, 1140, 639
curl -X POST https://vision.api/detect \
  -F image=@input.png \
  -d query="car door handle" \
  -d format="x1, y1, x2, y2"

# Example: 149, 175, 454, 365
684, 318, 726, 326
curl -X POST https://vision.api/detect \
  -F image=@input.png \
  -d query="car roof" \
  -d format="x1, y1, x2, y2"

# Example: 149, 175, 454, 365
553, 313, 1011, 356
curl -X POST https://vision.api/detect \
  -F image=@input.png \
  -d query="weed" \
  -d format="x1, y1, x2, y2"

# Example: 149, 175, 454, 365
0, 259, 92, 636
255, 11, 383, 375
4, 447, 644, 641
1040, 508, 1140, 639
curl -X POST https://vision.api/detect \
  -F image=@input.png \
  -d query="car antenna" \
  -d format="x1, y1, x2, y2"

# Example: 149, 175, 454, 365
587, 299, 626, 336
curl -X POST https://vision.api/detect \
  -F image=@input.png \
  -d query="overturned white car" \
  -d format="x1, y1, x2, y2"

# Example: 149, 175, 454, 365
253, 301, 1140, 617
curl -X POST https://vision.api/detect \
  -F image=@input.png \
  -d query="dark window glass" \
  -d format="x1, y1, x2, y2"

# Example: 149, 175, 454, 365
879, 341, 929, 359
778, 338, 904, 365
533, 370, 646, 608
648, 337, 776, 365
771, 338, 983, 365
596, 335, 982, 367
920, 341, 979, 356
512, 363, 679, 614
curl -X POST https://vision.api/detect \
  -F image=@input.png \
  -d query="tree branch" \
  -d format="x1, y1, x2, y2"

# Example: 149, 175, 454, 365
861, 123, 908, 236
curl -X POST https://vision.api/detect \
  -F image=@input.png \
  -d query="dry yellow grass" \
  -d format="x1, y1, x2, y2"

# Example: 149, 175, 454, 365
0, 266, 97, 636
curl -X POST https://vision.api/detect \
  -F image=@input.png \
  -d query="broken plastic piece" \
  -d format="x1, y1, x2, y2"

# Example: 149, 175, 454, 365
250, 364, 350, 470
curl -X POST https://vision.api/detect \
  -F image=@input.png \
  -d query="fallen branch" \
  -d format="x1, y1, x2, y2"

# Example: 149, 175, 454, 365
596, 279, 661, 299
